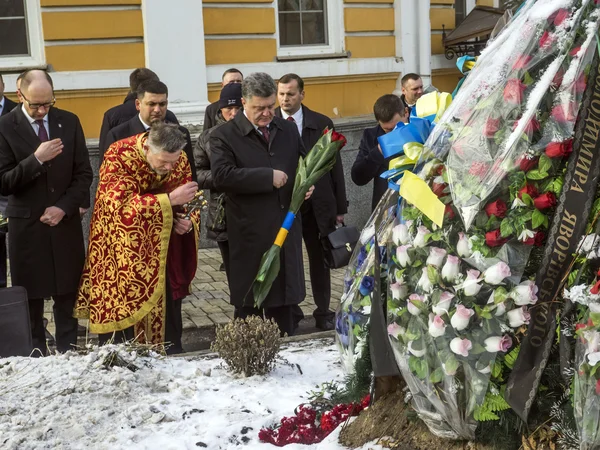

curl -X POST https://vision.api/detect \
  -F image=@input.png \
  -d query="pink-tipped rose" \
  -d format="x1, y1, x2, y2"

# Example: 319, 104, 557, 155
463, 270, 483, 297
503, 79, 527, 105
426, 247, 447, 268
396, 245, 412, 268
441, 255, 461, 283
450, 337, 473, 357
450, 304, 475, 331
429, 314, 447, 338
413, 226, 429, 248
511, 280, 539, 306
432, 291, 454, 315
484, 335, 512, 353
457, 232, 472, 258
484, 262, 512, 285
507, 306, 531, 328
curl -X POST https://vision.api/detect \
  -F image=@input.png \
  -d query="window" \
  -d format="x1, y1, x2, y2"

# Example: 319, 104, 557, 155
455, 0, 467, 26
276, 0, 343, 58
279, 0, 327, 46
0, 0, 44, 70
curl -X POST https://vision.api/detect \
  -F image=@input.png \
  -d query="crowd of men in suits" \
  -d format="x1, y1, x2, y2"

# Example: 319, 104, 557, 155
0, 66, 424, 353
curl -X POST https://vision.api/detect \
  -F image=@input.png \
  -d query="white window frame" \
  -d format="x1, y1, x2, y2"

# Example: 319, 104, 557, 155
275, 0, 344, 58
0, 0, 45, 70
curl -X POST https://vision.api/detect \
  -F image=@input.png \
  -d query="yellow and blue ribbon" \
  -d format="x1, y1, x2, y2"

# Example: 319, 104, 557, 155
274, 211, 296, 247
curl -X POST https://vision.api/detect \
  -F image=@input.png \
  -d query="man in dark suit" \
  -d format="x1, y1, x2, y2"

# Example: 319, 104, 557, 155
203, 68, 243, 131
351, 94, 408, 211
0, 73, 18, 289
98, 68, 179, 154
276, 73, 347, 330
0, 70, 93, 354
103, 80, 196, 182
210, 72, 313, 336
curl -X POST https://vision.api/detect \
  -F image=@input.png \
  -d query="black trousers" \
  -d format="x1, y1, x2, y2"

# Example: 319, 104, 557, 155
30, 292, 78, 355
0, 231, 6, 288
234, 304, 303, 337
217, 240, 231, 284
98, 275, 184, 355
301, 205, 334, 321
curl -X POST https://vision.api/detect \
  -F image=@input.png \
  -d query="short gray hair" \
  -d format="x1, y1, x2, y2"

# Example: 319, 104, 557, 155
147, 122, 186, 154
242, 72, 276, 100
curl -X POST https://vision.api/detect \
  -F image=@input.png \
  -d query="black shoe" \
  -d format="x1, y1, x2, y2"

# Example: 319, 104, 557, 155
219, 263, 225, 272
315, 318, 334, 331
43, 318, 56, 347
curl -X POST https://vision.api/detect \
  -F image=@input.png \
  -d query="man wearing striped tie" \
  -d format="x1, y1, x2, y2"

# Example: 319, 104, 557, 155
0, 69, 93, 355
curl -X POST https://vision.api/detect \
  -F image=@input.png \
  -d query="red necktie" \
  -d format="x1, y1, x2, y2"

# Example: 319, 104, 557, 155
258, 126, 270, 143
286, 116, 295, 122
36, 120, 49, 142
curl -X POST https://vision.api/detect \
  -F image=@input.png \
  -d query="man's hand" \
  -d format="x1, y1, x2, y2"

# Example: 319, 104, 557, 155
169, 182, 198, 206
79, 207, 88, 218
377, 143, 383, 155
34, 139, 63, 163
336, 215, 345, 225
40, 206, 66, 226
304, 185, 315, 200
273, 170, 288, 189
173, 214, 193, 235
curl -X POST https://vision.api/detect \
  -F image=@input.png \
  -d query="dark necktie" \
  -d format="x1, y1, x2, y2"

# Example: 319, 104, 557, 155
35, 120, 49, 142
258, 126, 270, 143
286, 116, 295, 123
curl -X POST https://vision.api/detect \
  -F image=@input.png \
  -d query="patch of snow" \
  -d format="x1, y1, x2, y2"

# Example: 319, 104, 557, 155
0, 341, 385, 450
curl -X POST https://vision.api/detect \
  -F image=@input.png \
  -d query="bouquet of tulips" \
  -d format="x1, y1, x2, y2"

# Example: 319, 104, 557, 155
252, 128, 347, 308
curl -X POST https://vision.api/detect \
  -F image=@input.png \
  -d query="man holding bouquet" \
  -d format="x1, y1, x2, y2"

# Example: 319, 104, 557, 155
210, 72, 309, 336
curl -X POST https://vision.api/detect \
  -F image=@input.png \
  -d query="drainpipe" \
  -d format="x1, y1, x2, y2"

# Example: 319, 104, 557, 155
418, 0, 432, 88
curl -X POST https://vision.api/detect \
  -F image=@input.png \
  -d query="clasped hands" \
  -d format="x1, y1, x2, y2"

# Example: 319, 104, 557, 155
169, 181, 198, 235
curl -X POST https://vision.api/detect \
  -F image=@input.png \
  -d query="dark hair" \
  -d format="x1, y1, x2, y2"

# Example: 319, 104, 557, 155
373, 94, 406, 122
401, 73, 421, 87
129, 68, 159, 92
222, 68, 243, 80
147, 122, 186, 154
19, 69, 54, 91
278, 73, 304, 91
242, 73, 276, 100
136, 80, 168, 100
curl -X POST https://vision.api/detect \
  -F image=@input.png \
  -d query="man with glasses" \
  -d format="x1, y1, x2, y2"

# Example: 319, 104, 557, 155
0, 69, 93, 355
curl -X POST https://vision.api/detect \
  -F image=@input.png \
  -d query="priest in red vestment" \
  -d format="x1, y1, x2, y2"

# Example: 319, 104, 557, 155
75, 122, 199, 353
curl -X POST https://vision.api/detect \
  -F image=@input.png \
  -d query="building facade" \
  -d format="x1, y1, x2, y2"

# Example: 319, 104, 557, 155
1, 0, 503, 139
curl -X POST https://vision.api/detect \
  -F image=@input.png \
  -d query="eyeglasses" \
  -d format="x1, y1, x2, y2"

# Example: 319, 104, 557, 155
20, 92, 56, 110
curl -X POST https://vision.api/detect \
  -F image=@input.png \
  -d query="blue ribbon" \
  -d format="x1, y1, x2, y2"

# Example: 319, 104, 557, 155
378, 118, 434, 159
282, 211, 295, 231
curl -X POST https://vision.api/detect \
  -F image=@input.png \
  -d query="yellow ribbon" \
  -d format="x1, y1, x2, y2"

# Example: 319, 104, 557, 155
274, 228, 289, 247
389, 142, 424, 170
399, 171, 446, 227
415, 91, 452, 123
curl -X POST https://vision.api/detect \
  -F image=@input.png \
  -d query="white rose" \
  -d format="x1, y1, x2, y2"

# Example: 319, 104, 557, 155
426, 247, 447, 268
418, 267, 434, 293
433, 291, 454, 315
457, 232, 472, 258
463, 269, 483, 297
408, 341, 426, 357
413, 226, 430, 248
441, 255, 460, 283
390, 282, 408, 300
396, 245, 412, 268
483, 262, 512, 285
393, 223, 411, 245
450, 304, 474, 331
428, 314, 447, 338
507, 307, 530, 328
511, 280, 538, 306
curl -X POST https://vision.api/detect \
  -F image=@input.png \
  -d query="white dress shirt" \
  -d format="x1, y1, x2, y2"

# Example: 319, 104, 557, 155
280, 107, 303, 136
139, 114, 151, 131
21, 104, 50, 138
0, 97, 5, 116
243, 110, 271, 134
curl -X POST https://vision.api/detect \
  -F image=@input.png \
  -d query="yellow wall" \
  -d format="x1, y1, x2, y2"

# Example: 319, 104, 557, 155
477, 0, 495, 6
208, 74, 399, 119
432, 69, 462, 94
344, 8, 395, 32
346, 36, 395, 58
203, 8, 275, 35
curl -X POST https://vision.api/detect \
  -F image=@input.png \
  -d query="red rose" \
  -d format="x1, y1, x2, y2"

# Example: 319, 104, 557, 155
512, 55, 533, 70
534, 192, 557, 210
519, 184, 539, 199
330, 129, 347, 148
534, 231, 545, 246
445, 204, 455, 220
483, 118, 501, 138
596, 379, 600, 396
575, 323, 587, 333
513, 117, 540, 134
570, 46, 581, 57
552, 68, 565, 88
469, 161, 488, 178
486, 229, 509, 247
503, 79, 527, 105
485, 199, 508, 218
575, 73, 587, 94
432, 182, 447, 197
435, 164, 445, 176
552, 102, 577, 124
545, 139, 573, 158
550, 8, 569, 26
517, 154, 539, 172
539, 31, 554, 50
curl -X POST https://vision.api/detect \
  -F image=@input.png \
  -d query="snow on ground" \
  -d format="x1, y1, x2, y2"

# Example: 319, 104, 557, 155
0, 339, 386, 450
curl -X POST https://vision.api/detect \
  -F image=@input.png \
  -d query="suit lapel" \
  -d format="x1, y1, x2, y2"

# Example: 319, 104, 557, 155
48, 109, 62, 141
12, 107, 41, 152
131, 117, 147, 135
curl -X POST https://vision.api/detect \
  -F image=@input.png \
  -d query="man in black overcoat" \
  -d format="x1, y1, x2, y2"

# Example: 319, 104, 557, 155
275, 73, 347, 330
203, 68, 243, 131
0, 70, 93, 354
98, 68, 179, 155
103, 80, 196, 181
210, 72, 311, 336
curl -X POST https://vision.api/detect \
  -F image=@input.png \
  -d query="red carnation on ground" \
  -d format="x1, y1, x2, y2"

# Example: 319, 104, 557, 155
513, 55, 533, 70
517, 155, 539, 172
545, 139, 573, 158
519, 184, 539, 199
503, 79, 527, 105
486, 229, 509, 247
539, 31, 554, 50
432, 182, 447, 197
445, 204, 455, 220
534, 192, 557, 210
483, 118, 501, 138
485, 199, 508, 218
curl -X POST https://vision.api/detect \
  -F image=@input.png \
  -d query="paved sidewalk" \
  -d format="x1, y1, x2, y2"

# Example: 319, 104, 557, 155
44, 247, 346, 336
